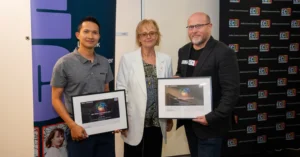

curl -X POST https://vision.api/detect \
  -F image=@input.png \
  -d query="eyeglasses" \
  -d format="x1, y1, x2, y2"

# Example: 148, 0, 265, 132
186, 23, 210, 30
139, 31, 157, 38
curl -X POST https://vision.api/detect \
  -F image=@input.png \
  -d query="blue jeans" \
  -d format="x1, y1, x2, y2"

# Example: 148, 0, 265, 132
66, 128, 115, 157
185, 126, 223, 157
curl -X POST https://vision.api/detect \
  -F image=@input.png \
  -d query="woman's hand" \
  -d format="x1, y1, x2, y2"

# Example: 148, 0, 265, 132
112, 130, 122, 134
166, 119, 173, 132
121, 129, 128, 137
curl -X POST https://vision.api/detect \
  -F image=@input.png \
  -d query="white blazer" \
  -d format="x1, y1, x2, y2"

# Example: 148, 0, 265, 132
116, 48, 173, 146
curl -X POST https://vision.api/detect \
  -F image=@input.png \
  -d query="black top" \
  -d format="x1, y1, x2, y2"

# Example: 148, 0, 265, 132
186, 47, 203, 77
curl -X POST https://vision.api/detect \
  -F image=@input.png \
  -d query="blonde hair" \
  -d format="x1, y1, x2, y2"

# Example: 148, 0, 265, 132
135, 19, 161, 47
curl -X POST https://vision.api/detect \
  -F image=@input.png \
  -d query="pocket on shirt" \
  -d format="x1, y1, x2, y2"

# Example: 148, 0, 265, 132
96, 71, 107, 84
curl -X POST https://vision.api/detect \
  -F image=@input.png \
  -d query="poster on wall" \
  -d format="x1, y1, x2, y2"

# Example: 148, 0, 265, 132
31, 1, 117, 157
42, 123, 68, 157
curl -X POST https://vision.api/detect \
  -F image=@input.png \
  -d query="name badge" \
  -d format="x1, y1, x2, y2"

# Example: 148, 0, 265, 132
181, 60, 188, 64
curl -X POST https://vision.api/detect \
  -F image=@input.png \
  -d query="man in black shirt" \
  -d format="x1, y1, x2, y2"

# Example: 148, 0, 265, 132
186, 48, 203, 77
175, 12, 240, 157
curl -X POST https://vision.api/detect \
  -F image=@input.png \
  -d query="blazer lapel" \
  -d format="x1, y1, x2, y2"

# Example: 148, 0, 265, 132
181, 43, 192, 77
132, 49, 147, 95
192, 37, 217, 76
156, 52, 166, 78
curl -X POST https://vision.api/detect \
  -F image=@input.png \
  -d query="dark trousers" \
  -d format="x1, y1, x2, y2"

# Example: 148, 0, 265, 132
66, 129, 115, 157
185, 125, 222, 157
124, 127, 162, 157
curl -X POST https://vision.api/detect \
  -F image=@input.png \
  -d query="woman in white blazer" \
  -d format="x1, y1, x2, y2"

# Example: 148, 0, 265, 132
116, 19, 173, 157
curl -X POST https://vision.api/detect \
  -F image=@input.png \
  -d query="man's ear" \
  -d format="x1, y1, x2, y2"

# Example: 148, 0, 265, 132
75, 32, 79, 40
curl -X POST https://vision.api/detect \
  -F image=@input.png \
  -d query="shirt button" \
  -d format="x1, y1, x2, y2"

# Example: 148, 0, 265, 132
91, 72, 93, 75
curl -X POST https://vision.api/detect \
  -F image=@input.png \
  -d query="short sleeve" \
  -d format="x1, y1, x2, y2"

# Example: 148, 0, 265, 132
105, 62, 114, 84
50, 59, 67, 88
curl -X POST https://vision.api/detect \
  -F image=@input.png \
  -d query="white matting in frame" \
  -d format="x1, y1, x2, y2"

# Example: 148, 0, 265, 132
72, 90, 127, 135
158, 77, 212, 119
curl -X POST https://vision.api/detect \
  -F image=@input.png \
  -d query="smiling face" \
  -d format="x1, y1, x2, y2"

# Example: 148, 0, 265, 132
138, 25, 158, 49
187, 13, 212, 48
76, 21, 100, 49
51, 130, 64, 148
136, 19, 161, 48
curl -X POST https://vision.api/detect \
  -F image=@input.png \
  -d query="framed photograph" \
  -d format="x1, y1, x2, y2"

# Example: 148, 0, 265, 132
72, 90, 127, 136
42, 123, 68, 157
158, 77, 212, 119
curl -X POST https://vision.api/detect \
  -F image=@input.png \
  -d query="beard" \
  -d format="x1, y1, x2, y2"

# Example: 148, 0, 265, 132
191, 36, 206, 46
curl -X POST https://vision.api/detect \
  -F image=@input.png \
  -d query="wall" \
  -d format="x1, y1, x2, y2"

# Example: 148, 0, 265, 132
114, 0, 142, 156
0, 0, 219, 156
0, 0, 34, 157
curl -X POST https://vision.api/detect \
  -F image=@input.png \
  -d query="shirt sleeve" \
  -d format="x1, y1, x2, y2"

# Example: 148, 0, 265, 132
105, 62, 114, 84
50, 59, 67, 88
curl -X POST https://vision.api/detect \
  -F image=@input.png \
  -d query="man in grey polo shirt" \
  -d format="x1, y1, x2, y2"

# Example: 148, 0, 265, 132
50, 16, 115, 157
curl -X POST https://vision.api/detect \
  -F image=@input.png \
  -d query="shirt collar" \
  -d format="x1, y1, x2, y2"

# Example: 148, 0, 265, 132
73, 48, 100, 65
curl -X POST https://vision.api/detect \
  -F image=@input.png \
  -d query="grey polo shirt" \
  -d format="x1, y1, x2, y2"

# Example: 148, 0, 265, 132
50, 48, 114, 115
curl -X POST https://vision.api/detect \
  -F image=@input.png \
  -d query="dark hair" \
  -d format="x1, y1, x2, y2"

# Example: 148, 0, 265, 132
77, 16, 101, 32
45, 128, 65, 148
